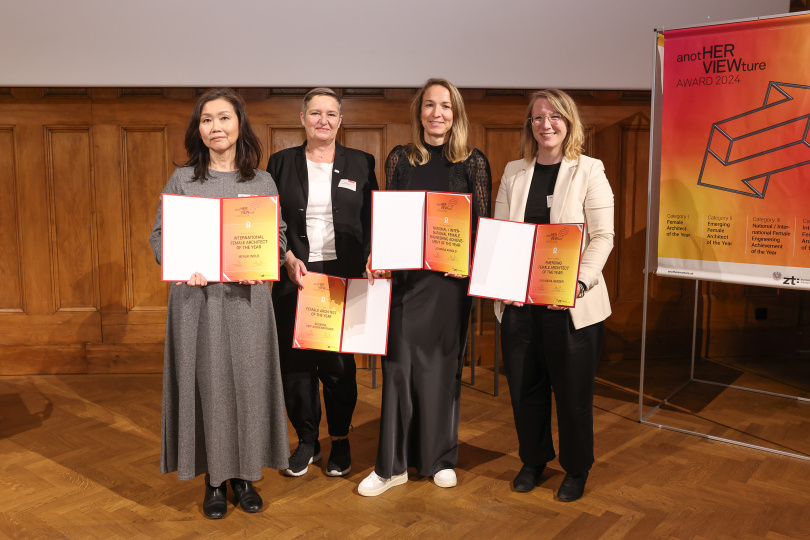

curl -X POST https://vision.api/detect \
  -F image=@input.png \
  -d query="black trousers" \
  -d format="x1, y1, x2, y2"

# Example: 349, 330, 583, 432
273, 259, 357, 444
501, 304, 603, 474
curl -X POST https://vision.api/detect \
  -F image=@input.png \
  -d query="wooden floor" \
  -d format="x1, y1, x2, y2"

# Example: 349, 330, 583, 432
2, 356, 810, 539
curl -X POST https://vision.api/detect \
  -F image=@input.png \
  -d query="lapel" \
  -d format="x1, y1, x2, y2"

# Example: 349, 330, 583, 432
549, 156, 578, 224
512, 159, 535, 222
331, 142, 346, 204
294, 143, 309, 202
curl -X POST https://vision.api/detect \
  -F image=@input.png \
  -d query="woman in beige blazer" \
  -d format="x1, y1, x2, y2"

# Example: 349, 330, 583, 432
494, 89, 614, 502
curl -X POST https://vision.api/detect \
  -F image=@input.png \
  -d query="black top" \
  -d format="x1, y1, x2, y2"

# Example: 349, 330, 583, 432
407, 143, 453, 192
384, 143, 492, 228
523, 161, 561, 225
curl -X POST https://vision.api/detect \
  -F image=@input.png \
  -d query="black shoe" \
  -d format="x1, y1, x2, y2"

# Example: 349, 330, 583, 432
203, 475, 227, 519
284, 440, 322, 477
326, 438, 351, 477
557, 472, 588, 502
512, 464, 545, 492
230, 478, 263, 513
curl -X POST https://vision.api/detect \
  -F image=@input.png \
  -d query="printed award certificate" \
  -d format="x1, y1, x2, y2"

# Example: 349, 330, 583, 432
161, 194, 279, 282
293, 272, 393, 354
370, 190, 472, 275
221, 197, 279, 282
424, 192, 472, 275
293, 273, 347, 352
526, 224, 585, 307
468, 218, 584, 307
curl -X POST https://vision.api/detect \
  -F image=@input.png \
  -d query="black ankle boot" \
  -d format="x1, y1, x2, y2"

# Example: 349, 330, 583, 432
230, 478, 263, 513
203, 474, 227, 519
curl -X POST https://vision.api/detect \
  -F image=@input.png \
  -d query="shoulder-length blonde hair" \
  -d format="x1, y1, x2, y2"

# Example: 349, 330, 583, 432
520, 89, 585, 162
407, 78, 472, 166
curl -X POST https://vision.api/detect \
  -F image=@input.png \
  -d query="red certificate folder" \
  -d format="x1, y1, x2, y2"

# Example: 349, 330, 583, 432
293, 272, 393, 355
468, 218, 585, 307
370, 190, 473, 276
161, 194, 279, 282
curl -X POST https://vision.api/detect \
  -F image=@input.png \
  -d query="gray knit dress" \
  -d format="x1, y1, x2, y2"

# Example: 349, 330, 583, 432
149, 167, 290, 486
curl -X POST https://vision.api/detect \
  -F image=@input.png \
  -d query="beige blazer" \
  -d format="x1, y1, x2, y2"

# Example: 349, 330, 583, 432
493, 154, 614, 329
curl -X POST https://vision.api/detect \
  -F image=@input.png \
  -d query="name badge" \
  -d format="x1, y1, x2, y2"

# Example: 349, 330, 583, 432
547, 195, 553, 208
338, 179, 356, 191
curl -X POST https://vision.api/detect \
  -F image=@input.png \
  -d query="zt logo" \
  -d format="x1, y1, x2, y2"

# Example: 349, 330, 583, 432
783, 276, 797, 285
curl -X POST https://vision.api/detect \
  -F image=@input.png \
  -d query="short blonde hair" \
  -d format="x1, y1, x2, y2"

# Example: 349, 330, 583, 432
407, 78, 472, 166
520, 89, 585, 162
302, 87, 342, 114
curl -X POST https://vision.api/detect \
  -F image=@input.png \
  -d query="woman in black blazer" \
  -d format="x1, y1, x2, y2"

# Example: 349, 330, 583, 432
266, 88, 378, 478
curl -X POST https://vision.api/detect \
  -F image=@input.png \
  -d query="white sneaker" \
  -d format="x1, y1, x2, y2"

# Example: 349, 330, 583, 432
357, 471, 408, 497
433, 469, 457, 488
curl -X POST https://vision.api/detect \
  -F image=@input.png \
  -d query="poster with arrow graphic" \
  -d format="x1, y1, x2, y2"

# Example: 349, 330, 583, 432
658, 13, 810, 289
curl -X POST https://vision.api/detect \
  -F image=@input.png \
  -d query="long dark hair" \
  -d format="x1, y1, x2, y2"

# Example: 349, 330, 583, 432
182, 87, 262, 181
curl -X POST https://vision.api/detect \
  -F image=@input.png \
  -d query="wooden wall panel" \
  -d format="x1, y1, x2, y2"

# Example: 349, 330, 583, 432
343, 127, 384, 184
122, 128, 169, 312
2, 87, 807, 374
0, 128, 23, 312
483, 127, 521, 200
269, 127, 305, 155
45, 128, 99, 312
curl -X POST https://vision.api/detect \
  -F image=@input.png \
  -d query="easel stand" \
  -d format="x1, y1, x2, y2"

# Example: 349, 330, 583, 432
640, 25, 810, 458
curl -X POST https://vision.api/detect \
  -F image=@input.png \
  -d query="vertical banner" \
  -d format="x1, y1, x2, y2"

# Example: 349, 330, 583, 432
658, 13, 810, 289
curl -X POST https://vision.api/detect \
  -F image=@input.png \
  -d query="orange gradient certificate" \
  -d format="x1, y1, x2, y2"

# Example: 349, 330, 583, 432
222, 197, 279, 282
424, 192, 472, 275
527, 224, 585, 307
293, 273, 347, 352
160, 194, 279, 282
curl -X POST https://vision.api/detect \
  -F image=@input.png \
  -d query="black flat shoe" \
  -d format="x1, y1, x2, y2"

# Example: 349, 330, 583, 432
557, 472, 588, 502
230, 478, 263, 513
203, 475, 227, 519
512, 464, 545, 492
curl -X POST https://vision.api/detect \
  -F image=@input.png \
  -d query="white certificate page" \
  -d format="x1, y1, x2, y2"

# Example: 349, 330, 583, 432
161, 194, 222, 282
340, 278, 392, 355
370, 191, 426, 270
468, 218, 536, 303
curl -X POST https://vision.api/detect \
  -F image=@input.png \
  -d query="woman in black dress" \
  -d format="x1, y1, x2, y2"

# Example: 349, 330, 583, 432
359, 78, 491, 496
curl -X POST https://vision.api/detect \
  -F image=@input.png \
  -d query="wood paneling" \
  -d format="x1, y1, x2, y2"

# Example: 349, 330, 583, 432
343, 126, 385, 184
1, 87, 807, 374
0, 127, 23, 312
45, 127, 99, 312
269, 126, 305, 155
122, 127, 168, 312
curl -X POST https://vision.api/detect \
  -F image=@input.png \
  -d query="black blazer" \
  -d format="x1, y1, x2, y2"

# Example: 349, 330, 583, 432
267, 141, 378, 297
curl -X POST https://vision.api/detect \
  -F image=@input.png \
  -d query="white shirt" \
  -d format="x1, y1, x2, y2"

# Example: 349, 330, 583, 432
305, 159, 337, 261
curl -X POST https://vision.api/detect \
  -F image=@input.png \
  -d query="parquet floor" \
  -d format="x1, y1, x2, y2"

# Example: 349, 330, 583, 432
2, 355, 810, 539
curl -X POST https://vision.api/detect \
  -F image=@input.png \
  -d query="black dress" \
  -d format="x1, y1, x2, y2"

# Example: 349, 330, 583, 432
375, 143, 491, 478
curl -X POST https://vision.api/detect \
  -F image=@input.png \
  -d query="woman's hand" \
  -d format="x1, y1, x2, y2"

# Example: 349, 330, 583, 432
177, 272, 207, 287
284, 251, 307, 289
547, 304, 568, 311
443, 272, 467, 279
504, 300, 524, 308
366, 255, 386, 284
238, 279, 264, 286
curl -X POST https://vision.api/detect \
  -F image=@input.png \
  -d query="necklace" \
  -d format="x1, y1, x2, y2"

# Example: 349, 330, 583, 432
307, 146, 332, 161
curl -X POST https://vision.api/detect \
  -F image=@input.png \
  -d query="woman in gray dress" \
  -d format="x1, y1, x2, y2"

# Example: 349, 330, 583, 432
149, 88, 289, 519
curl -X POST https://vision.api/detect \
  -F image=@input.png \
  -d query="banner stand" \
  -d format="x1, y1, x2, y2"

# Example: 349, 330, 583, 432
639, 24, 810, 461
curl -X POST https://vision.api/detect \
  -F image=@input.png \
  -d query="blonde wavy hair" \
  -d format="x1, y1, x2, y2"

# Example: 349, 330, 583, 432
520, 89, 585, 162
407, 78, 472, 166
